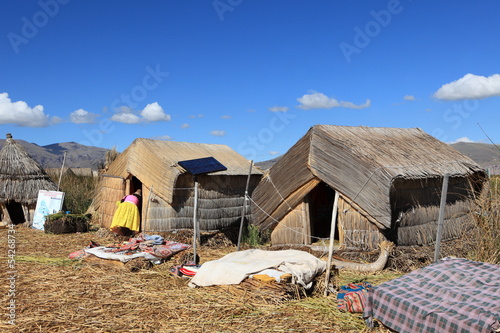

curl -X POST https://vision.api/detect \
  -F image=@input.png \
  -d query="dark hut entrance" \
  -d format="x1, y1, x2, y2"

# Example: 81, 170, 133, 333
130, 176, 142, 195
6, 201, 26, 224
307, 182, 338, 242
130, 176, 143, 218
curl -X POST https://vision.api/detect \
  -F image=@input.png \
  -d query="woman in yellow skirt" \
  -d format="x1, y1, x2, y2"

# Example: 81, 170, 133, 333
110, 189, 142, 236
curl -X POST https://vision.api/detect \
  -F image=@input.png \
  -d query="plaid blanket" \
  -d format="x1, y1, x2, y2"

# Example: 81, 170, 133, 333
363, 258, 500, 333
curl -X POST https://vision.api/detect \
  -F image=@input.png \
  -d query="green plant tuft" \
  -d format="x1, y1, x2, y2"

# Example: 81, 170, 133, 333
242, 224, 263, 247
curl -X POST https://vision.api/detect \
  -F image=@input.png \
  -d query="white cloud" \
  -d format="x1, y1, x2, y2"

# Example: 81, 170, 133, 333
247, 109, 256, 113
210, 130, 226, 137
449, 137, 475, 144
297, 91, 371, 110
181, 123, 190, 129
268, 151, 279, 156
269, 106, 289, 112
221, 115, 231, 119
404, 95, 415, 101
141, 102, 171, 122
111, 112, 141, 124
189, 114, 204, 119
70, 108, 99, 124
433, 73, 500, 100
111, 102, 170, 124
0, 92, 52, 127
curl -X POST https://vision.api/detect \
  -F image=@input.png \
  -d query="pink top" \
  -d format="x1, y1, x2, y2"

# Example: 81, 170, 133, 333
122, 194, 140, 206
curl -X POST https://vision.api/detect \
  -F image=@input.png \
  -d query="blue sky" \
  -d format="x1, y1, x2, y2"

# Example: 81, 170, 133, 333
1, 1, 499, 162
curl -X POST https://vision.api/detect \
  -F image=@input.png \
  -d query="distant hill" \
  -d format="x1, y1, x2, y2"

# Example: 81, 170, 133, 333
255, 156, 282, 171
256, 142, 500, 174
450, 142, 500, 172
0, 139, 108, 170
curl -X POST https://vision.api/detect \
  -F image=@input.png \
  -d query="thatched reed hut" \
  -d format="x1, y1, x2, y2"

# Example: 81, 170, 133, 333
92, 138, 262, 233
0, 134, 57, 225
251, 125, 487, 250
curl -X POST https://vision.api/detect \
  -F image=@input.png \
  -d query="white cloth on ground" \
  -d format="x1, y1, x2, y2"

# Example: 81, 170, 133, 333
188, 249, 326, 289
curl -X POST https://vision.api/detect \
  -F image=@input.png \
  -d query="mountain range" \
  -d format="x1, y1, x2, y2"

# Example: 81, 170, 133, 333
0, 138, 499, 175
0, 138, 109, 170
450, 142, 500, 173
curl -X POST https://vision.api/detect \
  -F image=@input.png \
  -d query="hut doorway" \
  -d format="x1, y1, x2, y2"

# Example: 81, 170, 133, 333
307, 182, 338, 243
131, 176, 143, 218
130, 176, 142, 195
6, 201, 26, 224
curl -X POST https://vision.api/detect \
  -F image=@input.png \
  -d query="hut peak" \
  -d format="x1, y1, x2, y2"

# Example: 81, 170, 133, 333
6, 133, 12, 139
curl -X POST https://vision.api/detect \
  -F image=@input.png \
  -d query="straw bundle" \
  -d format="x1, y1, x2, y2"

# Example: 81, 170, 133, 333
0, 134, 57, 204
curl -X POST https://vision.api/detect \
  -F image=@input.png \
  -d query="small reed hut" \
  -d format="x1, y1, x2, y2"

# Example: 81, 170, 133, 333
251, 125, 487, 250
0, 133, 57, 226
93, 138, 262, 232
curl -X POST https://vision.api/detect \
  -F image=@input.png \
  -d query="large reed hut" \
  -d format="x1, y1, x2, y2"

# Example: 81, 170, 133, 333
251, 125, 486, 250
0, 134, 57, 225
93, 138, 262, 233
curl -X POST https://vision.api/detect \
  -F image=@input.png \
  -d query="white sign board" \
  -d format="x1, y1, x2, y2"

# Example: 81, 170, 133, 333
32, 190, 65, 230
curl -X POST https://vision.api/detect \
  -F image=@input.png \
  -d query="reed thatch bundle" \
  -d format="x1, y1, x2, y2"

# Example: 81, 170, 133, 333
0, 133, 57, 204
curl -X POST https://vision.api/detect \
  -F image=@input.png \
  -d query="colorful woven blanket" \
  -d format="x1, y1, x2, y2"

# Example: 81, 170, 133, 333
337, 282, 372, 313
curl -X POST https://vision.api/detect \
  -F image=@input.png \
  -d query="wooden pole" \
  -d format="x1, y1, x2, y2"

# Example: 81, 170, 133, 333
193, 177, 199, 264
144, 186, 153, 232
57, 151, 67, 191
237, 160, 253, 251
434, 173, 449, 263
324, 191, 340, 296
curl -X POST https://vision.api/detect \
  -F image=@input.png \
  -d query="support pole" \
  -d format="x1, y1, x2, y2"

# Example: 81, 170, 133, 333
57, 151, 67, 191
193, 177, 199, 264
434, 173, 449, 263
324, 191, 340, 296
237, 160, 253, 251
144, 186, 153, 231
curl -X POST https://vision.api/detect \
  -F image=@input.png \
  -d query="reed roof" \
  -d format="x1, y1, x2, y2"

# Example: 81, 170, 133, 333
104, 138, 262, 203
0, 134, 57, 204
252, 125, 485, 230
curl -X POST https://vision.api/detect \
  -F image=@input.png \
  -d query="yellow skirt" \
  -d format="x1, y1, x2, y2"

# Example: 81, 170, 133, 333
110, 202, 140, 232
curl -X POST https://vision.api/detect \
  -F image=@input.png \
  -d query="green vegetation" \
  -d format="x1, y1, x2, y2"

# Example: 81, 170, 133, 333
45, 213, 91, 234
241, 224, 262, 247
47, 171, 97, 214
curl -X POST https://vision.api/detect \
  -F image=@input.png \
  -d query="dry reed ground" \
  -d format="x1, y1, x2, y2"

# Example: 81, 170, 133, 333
0, 228, 411, 333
